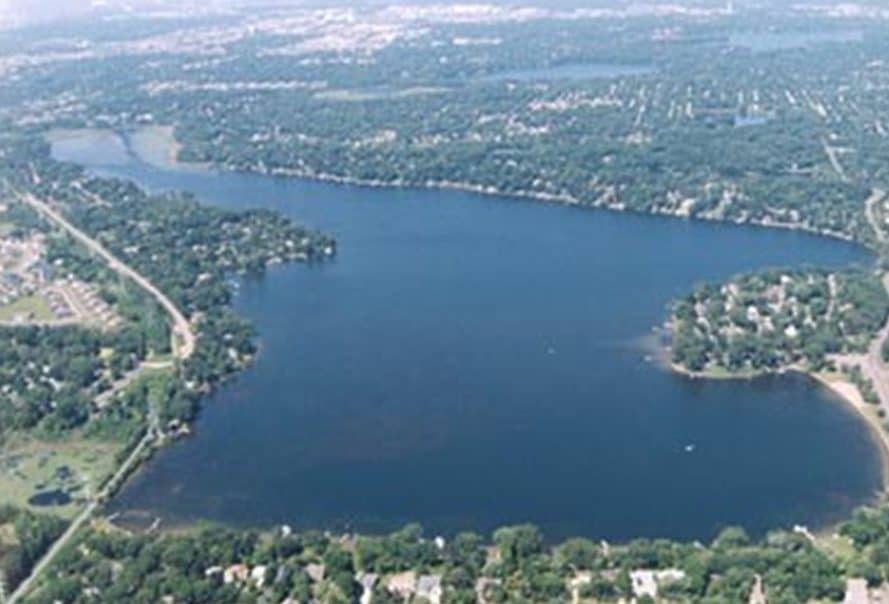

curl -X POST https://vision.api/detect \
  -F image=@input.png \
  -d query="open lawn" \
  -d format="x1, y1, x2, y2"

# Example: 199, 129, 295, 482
0, 523, 17, 547
816, 532, 858, 564
0, 435, 122, 520
0, 295, 54, 323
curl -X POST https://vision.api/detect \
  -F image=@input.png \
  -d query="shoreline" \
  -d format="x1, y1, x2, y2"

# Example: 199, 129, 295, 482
50, 125, 870, 251
47, 124, 889, 538
666, 355, 889, 494
243, 166, 864, 247
92, 124, 889, 478
808, 371, 889, 493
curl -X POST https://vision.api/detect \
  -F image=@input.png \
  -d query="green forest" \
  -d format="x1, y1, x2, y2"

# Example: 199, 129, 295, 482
19, 505, 889, 604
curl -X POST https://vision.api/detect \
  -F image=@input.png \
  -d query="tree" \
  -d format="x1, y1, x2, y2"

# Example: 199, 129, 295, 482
713, 527, 750, 550
493, 525, 543, 573
555, 538, 601, 571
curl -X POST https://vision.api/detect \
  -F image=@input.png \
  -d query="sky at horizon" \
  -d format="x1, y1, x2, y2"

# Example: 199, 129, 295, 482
0, 0, 834, 31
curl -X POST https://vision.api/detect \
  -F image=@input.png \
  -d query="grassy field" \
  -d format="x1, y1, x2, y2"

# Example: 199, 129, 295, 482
145, 351, 175, 365
0, 294, 54, 322
0, 435, 122, 519
0, 522, 17, 547
816, 532, 858, 564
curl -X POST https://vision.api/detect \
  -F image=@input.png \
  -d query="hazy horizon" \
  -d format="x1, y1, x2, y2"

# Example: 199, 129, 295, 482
0, 0, 860, 33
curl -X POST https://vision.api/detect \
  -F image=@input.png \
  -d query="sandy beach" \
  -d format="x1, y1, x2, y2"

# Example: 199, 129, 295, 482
810, 372, 889, 491
666, 357, 889, 494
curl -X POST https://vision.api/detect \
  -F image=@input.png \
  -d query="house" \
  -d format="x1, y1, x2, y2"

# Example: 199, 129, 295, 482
417, 574, 443, 604
224, 564, 250, 585
475, 577, 501, 604
569, 571, 592, 589
568, 572, 593, 604
844, 579, 870, 604
632, 570, 658, 599
204, 566, 223, 579
358, 572, 378, 604
630, 569, 686, 599
306, 563, 325, 583
251, 565, 268, 588
388, 571, 417, 600
746, 305, 760, 322
793, 525, 816, 543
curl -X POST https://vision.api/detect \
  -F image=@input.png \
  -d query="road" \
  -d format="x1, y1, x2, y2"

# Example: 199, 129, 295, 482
829, 194, 889, 423
833, 274, 889, 421
95, 363, 167, 409
5, 416, 159, 604
94, 358, 175, 409
4, 192, 195, 604
19, 192, 195, 359
865, 188, 887, 244
860, 275, 889, 413
856, 194, 889, 417
822, 138, 849, 181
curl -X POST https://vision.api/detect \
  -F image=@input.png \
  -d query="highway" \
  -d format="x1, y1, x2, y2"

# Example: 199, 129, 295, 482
4, 191, 195, 603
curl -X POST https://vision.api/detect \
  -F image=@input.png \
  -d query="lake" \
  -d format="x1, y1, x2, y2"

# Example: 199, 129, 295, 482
730, 30, 863, 52
477, 62, 655, 82
53, 130, 883, 543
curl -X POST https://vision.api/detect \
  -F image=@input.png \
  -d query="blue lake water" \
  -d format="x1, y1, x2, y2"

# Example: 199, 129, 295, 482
53, 132, 883, 542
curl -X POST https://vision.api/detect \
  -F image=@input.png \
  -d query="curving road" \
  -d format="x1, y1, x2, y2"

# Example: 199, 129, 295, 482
856, 191, 889, 417
832, 196, 889, 420
833, 274, 889, 421
860, 274, 889, 413
4, 192, 195, 604
865, 188, 887, 244
20, 192, 195, 359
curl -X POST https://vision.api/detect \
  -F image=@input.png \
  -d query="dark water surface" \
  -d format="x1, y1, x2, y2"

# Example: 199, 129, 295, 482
28, 489, 72, 507
53, 132, 883, 542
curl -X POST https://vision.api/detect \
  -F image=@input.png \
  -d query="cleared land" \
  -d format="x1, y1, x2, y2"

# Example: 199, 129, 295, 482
0, 294, 52, 322
0, 436, 121, 520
